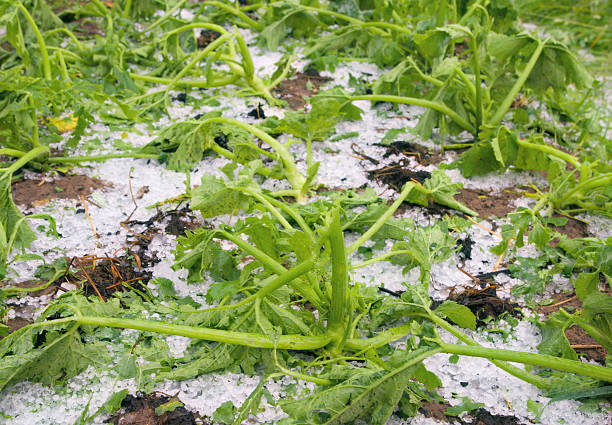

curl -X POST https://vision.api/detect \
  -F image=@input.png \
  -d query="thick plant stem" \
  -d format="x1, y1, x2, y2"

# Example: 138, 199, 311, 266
327, 211, 348, 343
206, 1, 263, 31
347, 182, 415, 255
47, 153, 159, 163
16, 2, 51, 79
74, 316, 333, 350
350, 95, 475, 134
4, 146, 49, 176
488, 39, 546, 129
516, 138, 581, 169
440, 343, 612, 383
469, 37, 483, 135
426, 313, 551, 389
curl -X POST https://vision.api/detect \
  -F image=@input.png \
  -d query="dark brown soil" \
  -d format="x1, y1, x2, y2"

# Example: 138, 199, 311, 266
550, 215, 591, 240
12, 174, 109, 209
273, 72, 332, 110
420, 402, 521, 425
379, 141, 448, 166
454, 188, 522, 219
469, 409, 521, 425
419, 401, 452, 422
538, 292, 608, 364
67, 255, 151, 301
109, 392, 199, 425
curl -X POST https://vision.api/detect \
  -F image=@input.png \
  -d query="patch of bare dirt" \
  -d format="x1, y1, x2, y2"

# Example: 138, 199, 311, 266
12, 174, 109, 208
550, 215, 591, 240
454, 188, 522, 219
273, 71, 332, 110
109, 392, 200, 425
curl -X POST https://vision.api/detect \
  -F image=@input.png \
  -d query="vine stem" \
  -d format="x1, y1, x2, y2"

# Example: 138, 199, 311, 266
74, 316, 334, 350
16, 2, 51, 79
347, 182, 415, 255
327, 210, 348, 345
350, 95, 475, 134
4, 146, 49, 176
440, 342, 612, 383
516, 138, 581, 169
47, 153, 159, 164
488, 39, 546, 129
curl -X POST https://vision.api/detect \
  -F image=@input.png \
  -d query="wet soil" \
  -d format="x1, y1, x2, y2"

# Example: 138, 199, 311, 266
549, 215, 591, 240
273, 71, 332, 110
109, 392, 199, 425
454, 188, 523, 219
12, 174, 109, 209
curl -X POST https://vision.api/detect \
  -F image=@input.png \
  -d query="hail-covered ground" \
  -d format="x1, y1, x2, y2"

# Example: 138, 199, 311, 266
1, 22, 611, 425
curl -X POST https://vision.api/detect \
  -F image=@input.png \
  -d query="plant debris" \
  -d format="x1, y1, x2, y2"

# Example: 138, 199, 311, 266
109, 392, 199, 425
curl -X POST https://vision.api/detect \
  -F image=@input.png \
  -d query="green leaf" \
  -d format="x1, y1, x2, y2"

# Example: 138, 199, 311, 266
213, 401, 236, 424
537, 312, 578, 361
190, 175, 249, 218
445, 396, 484, 416
282, 362, 417, 425
0, 174, 36, 252
155, 399, 184, 416
435, 301, 476, 330
103, 389, 129, 414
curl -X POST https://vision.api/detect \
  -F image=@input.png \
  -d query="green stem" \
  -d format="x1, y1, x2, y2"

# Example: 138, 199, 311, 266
345, 322, 414, 351
516, 138, 581, 169
488, 39, 546, 129
74, 316, 333, 349
0, 149, 26, 158
440, 342, 612, 383
350, 95, 475, 134
144, 0, 188, 32
16, 2, 51, 79
129, 73, 240, 88
122, 0, 133, 18
43, 28, 84, 51
202, 117, 307, 201
273, 348, 332, 385
47, 153, 158, 164
426, 313, 551, 389
4, 146, 49, 176
206, 1, 264, 31
347, 182, 415, 255
468, 37, 482, 135
239, 187, 293, 230
2, 269, 64, 295
327, 211, 348, 341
